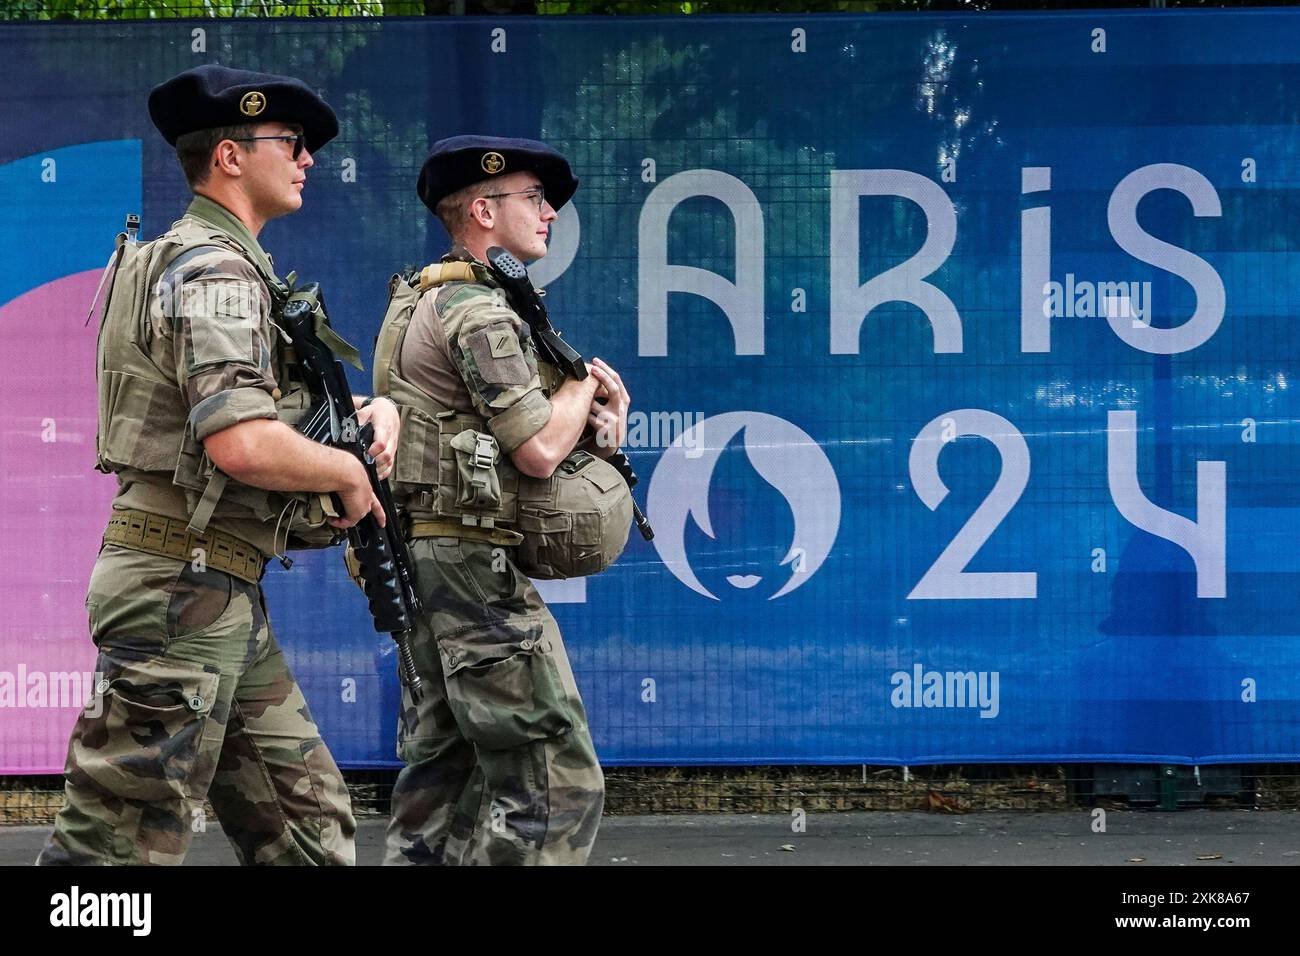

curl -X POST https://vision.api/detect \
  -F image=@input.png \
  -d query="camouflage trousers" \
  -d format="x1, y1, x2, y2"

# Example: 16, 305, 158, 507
37, 544, 356, 866
384, 537, 604, 866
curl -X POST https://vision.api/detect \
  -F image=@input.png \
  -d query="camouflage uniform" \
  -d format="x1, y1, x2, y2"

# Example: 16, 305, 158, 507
38, 196, 356, 866
381, 248, 604, 866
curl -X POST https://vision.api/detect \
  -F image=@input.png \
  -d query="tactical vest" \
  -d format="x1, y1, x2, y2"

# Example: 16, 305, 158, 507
93, 217, 338, 555
373, 262, 632, 579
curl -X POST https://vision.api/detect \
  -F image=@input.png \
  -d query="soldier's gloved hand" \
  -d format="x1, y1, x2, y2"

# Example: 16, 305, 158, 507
356, 396, 400, 481
331, 459, 386, 530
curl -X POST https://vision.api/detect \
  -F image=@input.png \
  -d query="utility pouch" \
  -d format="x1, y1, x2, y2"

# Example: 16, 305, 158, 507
450, 429, 503, 512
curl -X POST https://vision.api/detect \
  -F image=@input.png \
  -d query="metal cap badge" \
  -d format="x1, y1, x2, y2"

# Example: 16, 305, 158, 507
240, 91, 266, 116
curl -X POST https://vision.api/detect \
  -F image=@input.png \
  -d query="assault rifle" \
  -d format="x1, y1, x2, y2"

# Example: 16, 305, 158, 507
484, 246, 653, 542
279, 282, 424, 699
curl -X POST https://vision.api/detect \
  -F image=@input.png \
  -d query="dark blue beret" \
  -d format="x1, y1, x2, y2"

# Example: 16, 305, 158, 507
417, 135, 578, 215
148, 65, 339, 154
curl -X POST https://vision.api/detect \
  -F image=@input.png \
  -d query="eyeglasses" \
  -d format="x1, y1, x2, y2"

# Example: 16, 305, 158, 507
482, 186, 545, 212
228, 133, 307, 160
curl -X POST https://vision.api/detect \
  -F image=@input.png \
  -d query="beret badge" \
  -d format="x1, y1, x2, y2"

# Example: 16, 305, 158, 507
239, 91, 267, 117
481, 151, 506, 174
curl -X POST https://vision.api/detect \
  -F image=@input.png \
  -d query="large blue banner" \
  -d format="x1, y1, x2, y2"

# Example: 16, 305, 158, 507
1, 9, 1296, 770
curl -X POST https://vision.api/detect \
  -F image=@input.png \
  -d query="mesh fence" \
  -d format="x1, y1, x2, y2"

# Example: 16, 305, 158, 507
6, 765, 1300, 825
349, 764, 1300, 816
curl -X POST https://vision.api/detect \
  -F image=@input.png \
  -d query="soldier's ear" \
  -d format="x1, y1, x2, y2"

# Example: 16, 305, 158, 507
469, 197, 493, 229
212, 139, 245, 179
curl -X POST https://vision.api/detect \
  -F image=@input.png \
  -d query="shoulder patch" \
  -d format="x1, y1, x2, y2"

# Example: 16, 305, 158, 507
464, 322, 530, 387
487, 328, 520, 358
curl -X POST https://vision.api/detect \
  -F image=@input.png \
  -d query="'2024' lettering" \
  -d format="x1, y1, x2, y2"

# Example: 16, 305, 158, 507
908, 409, 1225, 600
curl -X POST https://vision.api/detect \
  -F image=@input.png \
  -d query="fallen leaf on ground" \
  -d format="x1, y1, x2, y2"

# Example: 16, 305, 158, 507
927, 790, 967, 814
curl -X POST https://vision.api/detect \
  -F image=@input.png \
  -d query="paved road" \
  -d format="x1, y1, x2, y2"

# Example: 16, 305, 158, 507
3, 809, 1298, 865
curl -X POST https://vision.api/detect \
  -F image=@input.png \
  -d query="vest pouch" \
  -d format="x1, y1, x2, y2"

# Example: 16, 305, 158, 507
269, 385, 314, 430
514, 451, 633, 580
450, 429, 503, 511
392, 403, 442, 492
426, 417, 519, 525
170, 389, 339, 550
172, 427, 275, 520
281, 498, 341, 550
174, 448, 338, 550
97, 370, 188, 474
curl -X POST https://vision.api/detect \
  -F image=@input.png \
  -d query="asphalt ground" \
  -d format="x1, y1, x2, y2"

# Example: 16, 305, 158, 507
1, 809, 1298, 865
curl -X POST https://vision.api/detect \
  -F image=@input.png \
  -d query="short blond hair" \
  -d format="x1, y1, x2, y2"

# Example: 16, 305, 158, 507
434, 179, 496, 242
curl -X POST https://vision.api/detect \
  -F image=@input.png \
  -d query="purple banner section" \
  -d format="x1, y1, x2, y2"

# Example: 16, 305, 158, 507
1, 138, 139, 772
0, 272, 116, 772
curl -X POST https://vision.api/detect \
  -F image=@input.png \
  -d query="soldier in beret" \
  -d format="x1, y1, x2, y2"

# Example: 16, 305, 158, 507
37, 65, 401, 865
373, 135, 632, 865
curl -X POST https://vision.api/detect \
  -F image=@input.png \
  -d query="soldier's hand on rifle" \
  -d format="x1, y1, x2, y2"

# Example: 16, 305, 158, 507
356, 396, 400, 481
588, 358, 630, 455
331, 458, 386, 530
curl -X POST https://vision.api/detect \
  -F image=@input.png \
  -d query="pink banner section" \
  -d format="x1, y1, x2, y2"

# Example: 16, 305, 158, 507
0, 270, 117, 773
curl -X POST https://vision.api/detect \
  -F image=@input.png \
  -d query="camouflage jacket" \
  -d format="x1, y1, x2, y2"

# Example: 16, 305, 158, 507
397, 245, 558, 455
107, 195, 323, 557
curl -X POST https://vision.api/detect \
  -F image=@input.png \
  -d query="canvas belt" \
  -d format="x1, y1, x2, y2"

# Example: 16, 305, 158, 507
103, 509, 265, 585
407, 518, 523, 547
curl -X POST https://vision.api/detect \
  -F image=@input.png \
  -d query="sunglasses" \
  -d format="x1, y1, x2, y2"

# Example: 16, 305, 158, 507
229, 132, 307, 160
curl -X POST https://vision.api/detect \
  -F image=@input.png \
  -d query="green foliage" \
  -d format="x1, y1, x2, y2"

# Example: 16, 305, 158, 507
535, 1, 892, 12
3, 0, 402, 19
0, 0, 1257, 21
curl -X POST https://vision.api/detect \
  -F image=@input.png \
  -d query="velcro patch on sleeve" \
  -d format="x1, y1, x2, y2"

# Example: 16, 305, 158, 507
182, 279, 262, 369
465, 324, 530, 386
488, 329, 521, 358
